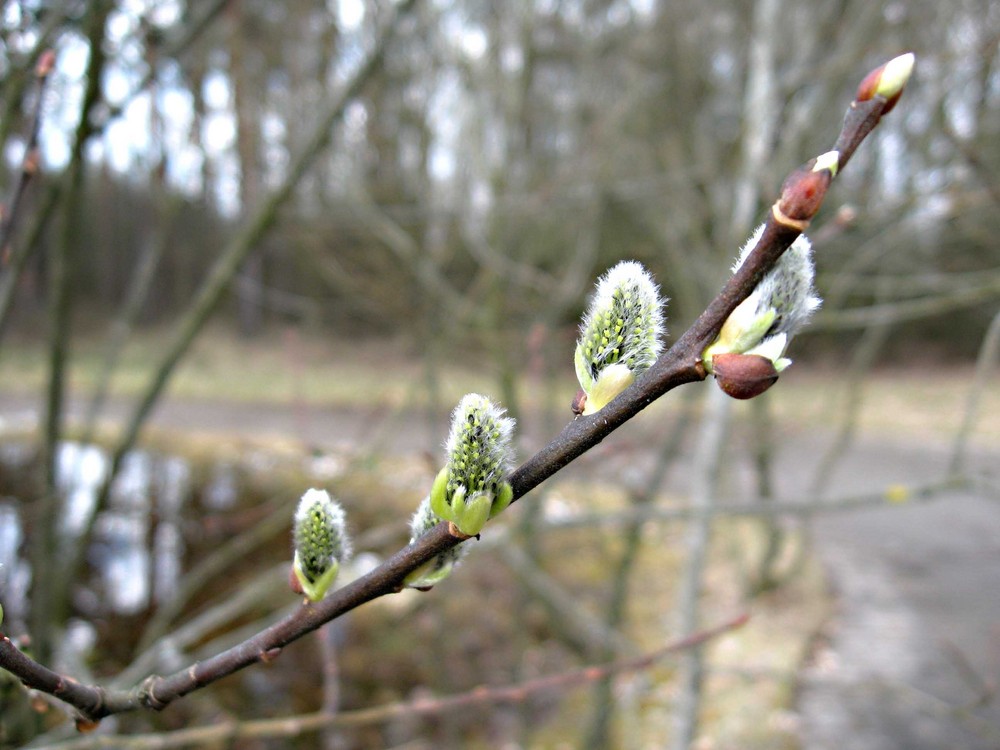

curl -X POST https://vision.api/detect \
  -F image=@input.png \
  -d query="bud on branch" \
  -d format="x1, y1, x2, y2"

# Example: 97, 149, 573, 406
702, 225, 821, 397
430, 394, 516, 537
574, 261, 665, 415
291, 489, 351, 602
404, 497, 468, 590
856, 52, 915, 114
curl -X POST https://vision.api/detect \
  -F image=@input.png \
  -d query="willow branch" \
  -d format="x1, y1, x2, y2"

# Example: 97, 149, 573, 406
30, 613, 748, 749
0, 53, 912, 725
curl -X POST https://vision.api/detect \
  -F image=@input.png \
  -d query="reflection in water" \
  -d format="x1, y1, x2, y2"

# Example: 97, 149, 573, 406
1, 442, 192, 617
0, 502, 29, 628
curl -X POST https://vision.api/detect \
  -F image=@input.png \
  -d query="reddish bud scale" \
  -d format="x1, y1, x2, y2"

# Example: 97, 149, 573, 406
777, 166, 832, 223
712, 353, 779, 400
288, 565, 304, 595
855, 54, 913, 115
855, 66, 883, 102
23, 149, 40, 175
36, 50, 56, 78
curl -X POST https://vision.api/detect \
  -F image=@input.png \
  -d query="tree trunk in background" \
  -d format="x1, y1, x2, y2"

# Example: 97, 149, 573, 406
230, 0, 264, 336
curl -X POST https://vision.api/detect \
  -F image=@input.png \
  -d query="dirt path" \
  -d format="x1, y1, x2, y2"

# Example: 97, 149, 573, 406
781, 437, 1000, 750
2, 391, 998, 747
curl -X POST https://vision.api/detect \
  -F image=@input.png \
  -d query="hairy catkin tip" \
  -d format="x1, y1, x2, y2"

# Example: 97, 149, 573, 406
292, 489, 350, 600
444, 394, 515, 496
575, 261, 665, 407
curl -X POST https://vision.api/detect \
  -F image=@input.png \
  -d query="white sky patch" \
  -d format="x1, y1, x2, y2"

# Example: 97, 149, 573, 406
460, 27, 488, 59
106, 8, 134, 48
150, 0, 182, 27
103, 67, 133, 106
202, 69, 232, 110
337, 0, 364, 31
629, 0, 656, 17
202, 111, 236, 155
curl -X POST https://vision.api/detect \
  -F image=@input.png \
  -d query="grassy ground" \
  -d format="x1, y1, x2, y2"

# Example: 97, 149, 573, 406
1, 323, 996, 446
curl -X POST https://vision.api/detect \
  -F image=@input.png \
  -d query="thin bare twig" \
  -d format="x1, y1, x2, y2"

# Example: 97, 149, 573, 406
29, 613, 749, 749
949, 308, 1000, 475
0, 50, 54, 264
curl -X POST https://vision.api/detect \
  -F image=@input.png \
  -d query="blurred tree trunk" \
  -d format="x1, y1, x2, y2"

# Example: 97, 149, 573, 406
230, 0, 265, 336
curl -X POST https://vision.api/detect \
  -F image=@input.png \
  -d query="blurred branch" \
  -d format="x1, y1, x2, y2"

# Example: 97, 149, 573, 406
0, 54, 907, 724
809, 278, 896, 496
0, 51, 53, 265
583, 389, 698, 749
346, 194, 471, 317
523, 477, 972, 532
949, 308, 1000, 474
30, 613, 749, 750
1, 2, 229, 337
34, 2, 113, 665
0, 51, 56, 338
500, 544, 636, 659
134, 494, 293, 653
92, 0, 232, 132
810, 276, 1000, 331
115, 565, 290, 689
671, 385, 731, 749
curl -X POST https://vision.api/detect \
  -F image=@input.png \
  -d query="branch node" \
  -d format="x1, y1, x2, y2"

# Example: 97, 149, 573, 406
259, 647, 283, 664
139, 676, 168, 711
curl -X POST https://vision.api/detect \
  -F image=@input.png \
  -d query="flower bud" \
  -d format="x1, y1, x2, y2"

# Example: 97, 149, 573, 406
429, 394, 516, 537
703, 225, 821, 395
574, 261, 665, 414
403, 496, 468, 590
292, 489, 351, 601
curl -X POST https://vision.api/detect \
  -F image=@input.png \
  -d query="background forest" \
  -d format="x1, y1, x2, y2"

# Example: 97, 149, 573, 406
1, 0, 997, 348
0, 1, 998, 749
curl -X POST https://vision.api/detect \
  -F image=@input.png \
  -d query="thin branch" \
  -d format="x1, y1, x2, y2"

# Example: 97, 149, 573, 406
809, 276, 1000, 331
29, 613, 749, 749
949, 308, 1000, 474
499, 544, 636, 659
515, 476, 972, 532
0, 55, 907, 724
0, 50, 54, 263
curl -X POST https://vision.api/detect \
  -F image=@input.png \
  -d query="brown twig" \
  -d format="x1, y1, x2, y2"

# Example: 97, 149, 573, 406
0, 54, 911, 725
0, 49, 55, 265
27, 613, 749, 749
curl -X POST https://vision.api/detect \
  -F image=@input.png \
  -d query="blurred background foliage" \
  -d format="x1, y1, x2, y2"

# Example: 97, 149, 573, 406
0, 0, 996, 356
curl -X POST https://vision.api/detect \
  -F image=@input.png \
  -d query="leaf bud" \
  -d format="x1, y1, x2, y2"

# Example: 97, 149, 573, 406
703, 225, 821, 396
856, 52, 915, 114
710, 353, 780, 400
